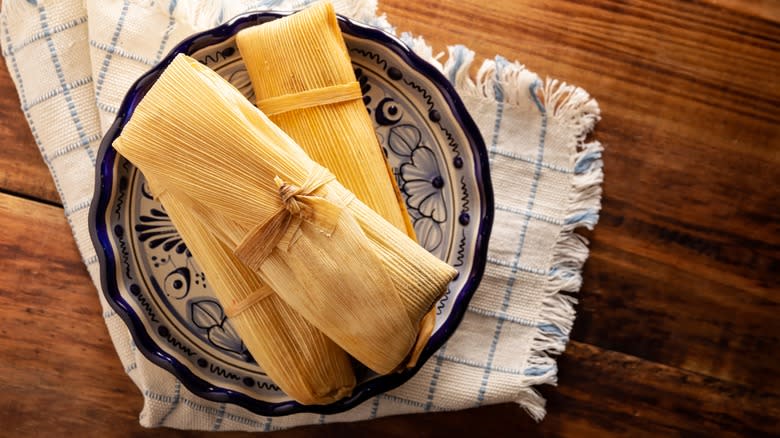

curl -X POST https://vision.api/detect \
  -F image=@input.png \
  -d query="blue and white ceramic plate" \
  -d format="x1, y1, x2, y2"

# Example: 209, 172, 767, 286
89, 11, 493, 416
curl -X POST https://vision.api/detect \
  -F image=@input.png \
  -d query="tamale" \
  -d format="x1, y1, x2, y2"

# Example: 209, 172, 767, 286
113, 54, 457, 374
236, 2, 441, 366
236, 2, 414, 238
147, 177, 355, 405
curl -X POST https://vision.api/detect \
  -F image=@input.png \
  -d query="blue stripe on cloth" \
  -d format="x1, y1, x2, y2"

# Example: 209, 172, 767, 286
183, 398, 221, 417
153, 0, 177, 63
156, 381, 180, 427
144, 388, 177, 403
50, 133, 101, 159
85, 254, 99, 265
38, 5, 95, 165
488, 56, 507, 161
574, 149, 602, 174
22, 76, 93, 111
524, 365, 554, 377
424, 343, 447, 411
142, 389, 261, 428
318, 414, 325, 425
369, 396, 381, 419
436, 352, 523, 375
381, 393, 426, 409
64, 199, 91, 216
486, 257, 546, 275
447, 45, 466, 84
212, 403, 226, 431
94, 0, 130, 99
1, 15, 87, 57
263, 417, 273, 432
368, 393, 446, 413
565, 209, 599, 228
488, 146, 574, 174
476, 79, 547, 405
467, 306, 536, 326
537, 323, 564, 337
96, 101, 119, 114
216, 4, 224, 25
225, 412, 261, 428
496, 203, 563, 225
89, 40, 156, 66
154, 19, 175, 62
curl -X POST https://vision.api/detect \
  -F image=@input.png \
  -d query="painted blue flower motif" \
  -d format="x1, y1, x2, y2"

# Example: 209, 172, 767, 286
190, 299, 247, 357
400, 145, 448, 223
414, 216, 443, 252
135, 206, 189, 256
387, 124, 420, 157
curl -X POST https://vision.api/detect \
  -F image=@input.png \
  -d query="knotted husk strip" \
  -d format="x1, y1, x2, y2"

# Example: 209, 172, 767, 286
147, 179, 355, 404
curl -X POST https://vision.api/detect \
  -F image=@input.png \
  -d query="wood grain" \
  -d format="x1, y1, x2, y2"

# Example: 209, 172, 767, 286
0, 0, 778, 435
379, 0, 780, 390
712, 0, 780, 22
2, 192, 776, 436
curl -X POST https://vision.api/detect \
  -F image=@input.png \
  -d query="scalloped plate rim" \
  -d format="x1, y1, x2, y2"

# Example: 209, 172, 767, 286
88, 9, 494, 417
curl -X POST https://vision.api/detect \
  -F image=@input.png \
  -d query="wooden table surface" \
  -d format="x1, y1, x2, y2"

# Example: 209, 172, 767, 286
1, 0, 778, 436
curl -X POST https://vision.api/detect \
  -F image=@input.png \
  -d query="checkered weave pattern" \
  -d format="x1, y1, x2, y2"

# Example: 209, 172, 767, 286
1, 0, 602, 430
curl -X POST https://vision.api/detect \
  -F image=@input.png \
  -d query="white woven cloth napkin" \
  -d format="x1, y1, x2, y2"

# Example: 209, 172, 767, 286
0, 0, 603, 430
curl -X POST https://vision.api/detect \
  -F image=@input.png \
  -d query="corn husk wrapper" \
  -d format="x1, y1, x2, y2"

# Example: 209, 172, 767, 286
147, 180, 355, 404
237, 2, 414, 238
113, 55, 457, 374
236, 2, 442, 366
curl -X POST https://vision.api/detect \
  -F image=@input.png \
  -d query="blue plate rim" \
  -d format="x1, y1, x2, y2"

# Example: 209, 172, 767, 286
88, 9, 494, 417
